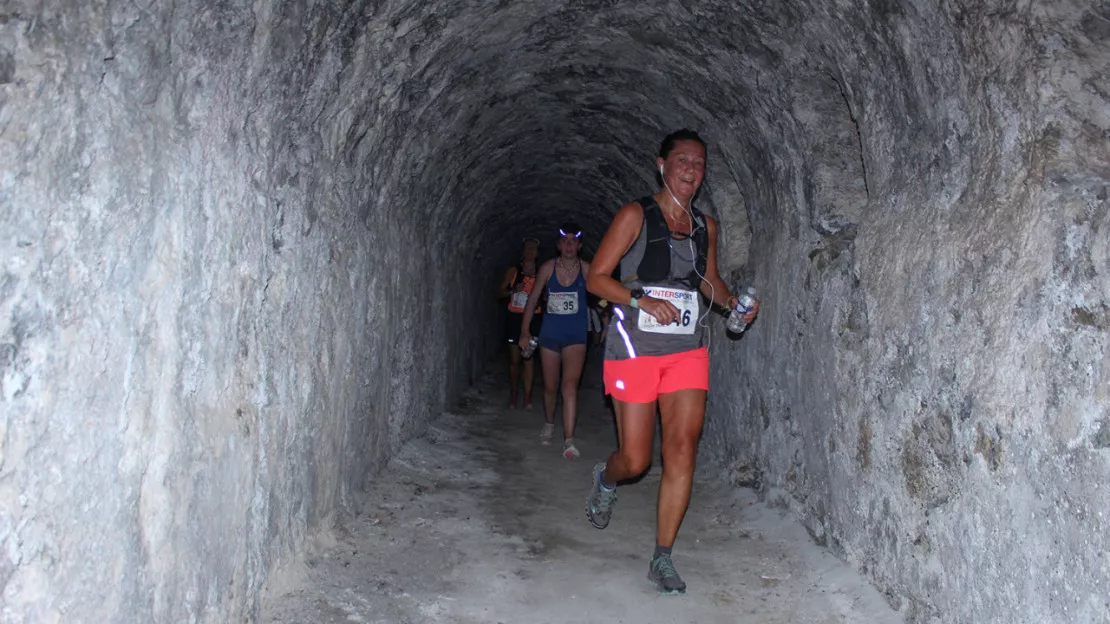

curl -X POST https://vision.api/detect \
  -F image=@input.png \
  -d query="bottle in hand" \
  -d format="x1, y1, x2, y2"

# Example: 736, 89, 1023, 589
521, 336, 540, 358
727, 286, 758, 333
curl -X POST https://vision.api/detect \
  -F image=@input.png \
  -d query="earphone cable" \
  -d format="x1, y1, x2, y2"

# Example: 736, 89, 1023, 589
661, 175, 716, 351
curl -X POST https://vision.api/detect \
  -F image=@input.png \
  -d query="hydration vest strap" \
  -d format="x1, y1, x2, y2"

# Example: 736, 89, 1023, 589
637, 196, 671, 285
633, 196, 709, 289
509, 264, 523, 290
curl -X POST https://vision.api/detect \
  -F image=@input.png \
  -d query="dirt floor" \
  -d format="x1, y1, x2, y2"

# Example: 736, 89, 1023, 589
258, 353, 899, 624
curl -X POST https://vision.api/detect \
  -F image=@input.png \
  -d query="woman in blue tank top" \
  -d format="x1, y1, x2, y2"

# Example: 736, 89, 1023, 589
519, 222, 590, 459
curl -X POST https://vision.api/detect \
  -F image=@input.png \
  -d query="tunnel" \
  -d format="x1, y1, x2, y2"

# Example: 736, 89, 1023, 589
2, 0, 1109, 622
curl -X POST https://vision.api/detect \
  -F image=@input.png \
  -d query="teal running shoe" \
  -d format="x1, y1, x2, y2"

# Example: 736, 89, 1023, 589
648, 554, 687, 594
585, 462, 617, 529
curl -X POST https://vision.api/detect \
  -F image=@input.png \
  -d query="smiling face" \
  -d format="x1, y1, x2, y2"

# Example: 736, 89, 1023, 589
657, 139, 707, 201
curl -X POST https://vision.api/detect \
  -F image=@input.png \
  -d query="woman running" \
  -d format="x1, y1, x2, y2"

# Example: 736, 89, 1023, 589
519, 223, 590, 459
584, 129, 760, 594
497, 237, 542, 408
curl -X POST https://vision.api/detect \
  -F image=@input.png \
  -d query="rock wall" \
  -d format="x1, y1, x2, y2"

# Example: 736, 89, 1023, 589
2, 0, 1107, 622
703, 3, 1110, 623
0, 1, 495, 621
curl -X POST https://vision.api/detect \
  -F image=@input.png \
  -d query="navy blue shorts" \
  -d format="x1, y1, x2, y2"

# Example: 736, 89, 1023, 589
539, 332, 587, 352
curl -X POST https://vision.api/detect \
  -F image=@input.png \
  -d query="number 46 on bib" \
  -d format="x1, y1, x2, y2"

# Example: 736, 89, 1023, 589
637, 287, 698, 335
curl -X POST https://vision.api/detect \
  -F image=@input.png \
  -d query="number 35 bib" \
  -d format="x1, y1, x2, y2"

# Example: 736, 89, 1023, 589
638, 287, 698, 335
547, 291, 579, 315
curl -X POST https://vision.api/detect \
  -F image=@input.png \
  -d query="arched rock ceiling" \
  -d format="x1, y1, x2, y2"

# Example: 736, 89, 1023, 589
359, 0, 818, 264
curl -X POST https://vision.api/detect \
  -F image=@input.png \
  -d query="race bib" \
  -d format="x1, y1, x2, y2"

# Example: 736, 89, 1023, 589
547, 291, 579, 315
637, 287, 698, 335
510, 291, 529, 311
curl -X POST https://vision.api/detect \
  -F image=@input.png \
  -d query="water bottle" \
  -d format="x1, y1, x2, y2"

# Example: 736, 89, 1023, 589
520, 336, 540, 358
727, 286, 758, 333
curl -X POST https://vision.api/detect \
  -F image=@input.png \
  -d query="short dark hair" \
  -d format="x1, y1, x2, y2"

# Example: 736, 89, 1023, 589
558, 222, 583, 239
659, 129, 707, 159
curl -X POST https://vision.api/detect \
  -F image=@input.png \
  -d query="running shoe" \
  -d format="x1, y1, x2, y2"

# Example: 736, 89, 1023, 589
585, 462, 617, 529
647, 554, 687, 594
540, 422, 555, 444
562, 438, 580, 459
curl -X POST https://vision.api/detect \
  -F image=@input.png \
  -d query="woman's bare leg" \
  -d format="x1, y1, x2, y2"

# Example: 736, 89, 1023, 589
558, 344, 587, 439
540, 347, 562, 425
506, 344, 521, 407
522, 355, 535, 408
655, 389, 706, 548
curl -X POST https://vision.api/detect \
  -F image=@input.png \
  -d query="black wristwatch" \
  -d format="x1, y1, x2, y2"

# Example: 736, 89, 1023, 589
629, 287, 645, 309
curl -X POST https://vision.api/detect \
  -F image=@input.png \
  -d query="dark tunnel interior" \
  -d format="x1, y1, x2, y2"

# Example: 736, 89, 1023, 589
2, 1, 1109, 622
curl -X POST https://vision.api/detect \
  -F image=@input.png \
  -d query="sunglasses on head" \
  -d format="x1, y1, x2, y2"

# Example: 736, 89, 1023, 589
559, 228, 582, 238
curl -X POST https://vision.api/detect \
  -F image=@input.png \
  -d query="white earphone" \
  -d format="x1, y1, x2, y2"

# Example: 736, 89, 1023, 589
657, 160, 716, 347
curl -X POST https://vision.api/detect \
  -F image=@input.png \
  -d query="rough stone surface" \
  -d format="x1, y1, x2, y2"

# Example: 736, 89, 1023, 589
259, 362, 899, 623
701, 3, 1110, 624
0, 2, 492, 621
1, 0, 1108, 623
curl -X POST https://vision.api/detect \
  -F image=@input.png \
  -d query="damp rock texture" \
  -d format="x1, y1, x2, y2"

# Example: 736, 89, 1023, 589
1, 0, 1108, 623
0, 2, 493, 622
700, 4, 1110, 624
259, 367, 900, 624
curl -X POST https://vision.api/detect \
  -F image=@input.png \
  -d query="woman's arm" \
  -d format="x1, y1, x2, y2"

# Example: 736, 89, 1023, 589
699, 216, 759, 321
497, 266, 517, 300
519, 260, 554, 343
586, 203, 640, 304
697, 217, 735, 309
586, 202, 680, 325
